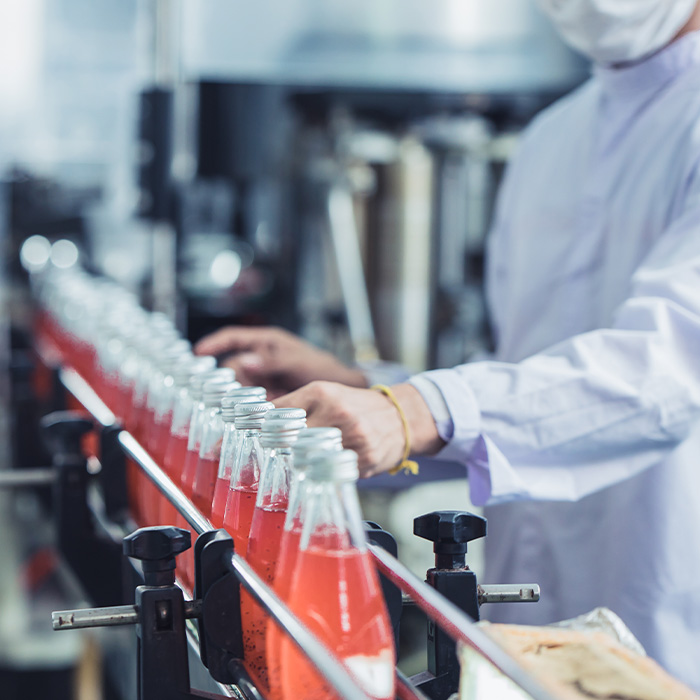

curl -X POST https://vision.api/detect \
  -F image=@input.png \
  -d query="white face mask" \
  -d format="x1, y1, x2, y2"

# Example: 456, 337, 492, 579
537, 0, 697, 65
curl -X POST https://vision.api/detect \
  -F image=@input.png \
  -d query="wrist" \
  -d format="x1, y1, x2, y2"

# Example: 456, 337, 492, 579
391, 383, 445, 456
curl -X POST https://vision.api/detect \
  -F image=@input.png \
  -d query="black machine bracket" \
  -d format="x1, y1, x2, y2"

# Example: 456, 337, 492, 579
42, 410, 124, 607
411, 510, 487, 700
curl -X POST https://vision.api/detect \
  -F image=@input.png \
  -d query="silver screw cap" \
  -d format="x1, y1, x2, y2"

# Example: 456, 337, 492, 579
234, 400, 275, 430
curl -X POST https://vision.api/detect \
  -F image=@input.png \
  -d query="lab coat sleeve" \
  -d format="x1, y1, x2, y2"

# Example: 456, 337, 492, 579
413, 196, 700, 506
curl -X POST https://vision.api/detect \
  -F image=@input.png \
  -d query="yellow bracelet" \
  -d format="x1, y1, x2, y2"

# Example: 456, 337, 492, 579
371, 384, 420, 476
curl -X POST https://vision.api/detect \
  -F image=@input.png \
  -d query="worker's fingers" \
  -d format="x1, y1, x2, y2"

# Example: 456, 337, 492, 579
274, 381, 406, 477
194, 326, 277, 357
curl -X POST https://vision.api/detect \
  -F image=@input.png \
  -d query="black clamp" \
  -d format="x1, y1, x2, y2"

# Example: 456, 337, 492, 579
124, 527, 194, 700
411, 510, 488, 700
52, 526, 255, 700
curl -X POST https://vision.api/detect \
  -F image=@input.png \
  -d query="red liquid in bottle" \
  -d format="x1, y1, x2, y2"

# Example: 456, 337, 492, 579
223, 486, 257, 556
192, 456, 219, 517
147, 415, 174, 523
241, 507, 286, 688
181, 449, 199, 497
210, 477, 230, 529
266, 526, 302, 700
138, 407, 159, 525
280, 547, 395, 700
160, 433, 189, 525
179, 446, 202, 592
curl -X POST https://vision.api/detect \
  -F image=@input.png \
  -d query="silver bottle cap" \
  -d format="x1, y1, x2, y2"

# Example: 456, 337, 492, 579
172, 356, 217, 386
189, 368, 236, 401
234, 400, 275, 430
294, 427, 344, 464
221, 387, 267, 422
305, 449, 359, 482
203, 379, 241, 407
261, 409, 307, 448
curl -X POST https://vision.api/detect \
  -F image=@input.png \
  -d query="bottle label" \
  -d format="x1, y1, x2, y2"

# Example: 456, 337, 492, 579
343, 650, 394, 699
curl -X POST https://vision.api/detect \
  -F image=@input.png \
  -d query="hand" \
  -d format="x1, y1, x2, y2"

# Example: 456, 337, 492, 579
274, 381, 445, 477
194, 326, 367, 398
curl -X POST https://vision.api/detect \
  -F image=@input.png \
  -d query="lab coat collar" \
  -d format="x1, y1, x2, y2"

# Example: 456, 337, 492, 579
594, 29, 700, 101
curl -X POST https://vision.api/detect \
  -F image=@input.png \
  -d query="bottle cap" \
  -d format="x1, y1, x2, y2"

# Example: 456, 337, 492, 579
158, 347, 194, 373
189, 368, 236, 401
172, 356, 217, 386
221, 387, 267, 421
293, 427, 343, 465
234, 400, 275, 430
149, 312, 176, 334
264, 407, 307, 421
261, 409, 307, 448
139, 332, 183, 358
203, 379, 241, 407
305, 449, 359, 482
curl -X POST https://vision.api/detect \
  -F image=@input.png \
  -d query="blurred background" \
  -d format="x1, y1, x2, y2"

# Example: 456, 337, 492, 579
0, 1, 587, 697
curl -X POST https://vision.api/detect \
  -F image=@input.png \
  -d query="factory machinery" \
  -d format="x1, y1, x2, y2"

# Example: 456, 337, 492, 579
0, 278, 552, 700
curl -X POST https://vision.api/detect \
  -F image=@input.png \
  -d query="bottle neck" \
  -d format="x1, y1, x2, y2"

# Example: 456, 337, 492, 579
186, 402, 207, 452
217, 423, 238, 479
256, 446, 294, 511
199, 410, 224, 460
297, 480, 367, 554
231, 428, 264, 490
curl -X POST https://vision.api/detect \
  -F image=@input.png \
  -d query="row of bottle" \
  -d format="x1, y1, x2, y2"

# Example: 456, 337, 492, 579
32, 267, 396, 700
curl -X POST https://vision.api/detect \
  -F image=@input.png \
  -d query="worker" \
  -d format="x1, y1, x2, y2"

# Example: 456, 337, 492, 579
197, 0, 700, 689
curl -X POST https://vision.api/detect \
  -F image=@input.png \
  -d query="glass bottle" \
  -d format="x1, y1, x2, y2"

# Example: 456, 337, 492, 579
155, 355, 216, 526
128, 331, 183, 442
223, 400, 274, 555
133, 338, 190, 525
144, 346, 194, 461
161, 357, 218, 486
139, 338, 191, 451
242, 408, 306, 689
210, 387, 267, 529
191, 379, 241, 516
180, 369, 237, 498
140, 348, 194, 526
279, 449, 395, 700
266, 427, 343, 700
178, 369, 236, 594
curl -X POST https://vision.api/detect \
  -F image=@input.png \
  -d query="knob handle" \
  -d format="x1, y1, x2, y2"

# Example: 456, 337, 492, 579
123, 526, 191, 586
41, 411, 94, 457
414, 510, 487, 569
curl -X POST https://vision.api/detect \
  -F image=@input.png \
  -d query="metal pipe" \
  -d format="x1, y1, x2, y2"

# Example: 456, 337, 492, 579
52, 600, 202, 631
479, 583, 540, 605
327, 184, 379, 363
0, 468, 55, 488
226, 551, 373, 700
59, 368, 116, 427
368, 544, 559, 700
118, 432, 211, 535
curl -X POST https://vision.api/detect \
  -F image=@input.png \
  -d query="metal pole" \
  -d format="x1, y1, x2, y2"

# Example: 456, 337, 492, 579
59, 368, 116, 427
118, 432, 210, 535
327, 184, 379, 363
0, 469, 55, 488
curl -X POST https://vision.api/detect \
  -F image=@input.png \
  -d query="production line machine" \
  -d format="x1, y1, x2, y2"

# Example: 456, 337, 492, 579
0, 331, 549, 700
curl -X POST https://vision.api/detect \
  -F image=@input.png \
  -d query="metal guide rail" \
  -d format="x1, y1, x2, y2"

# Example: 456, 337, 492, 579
56, 366, 557, 700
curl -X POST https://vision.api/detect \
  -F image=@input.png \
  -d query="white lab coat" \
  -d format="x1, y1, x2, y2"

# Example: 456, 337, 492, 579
411, 31, 700, 689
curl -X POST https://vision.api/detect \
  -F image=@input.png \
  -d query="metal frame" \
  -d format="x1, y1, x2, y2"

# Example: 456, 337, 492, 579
59, 366, 558, 700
